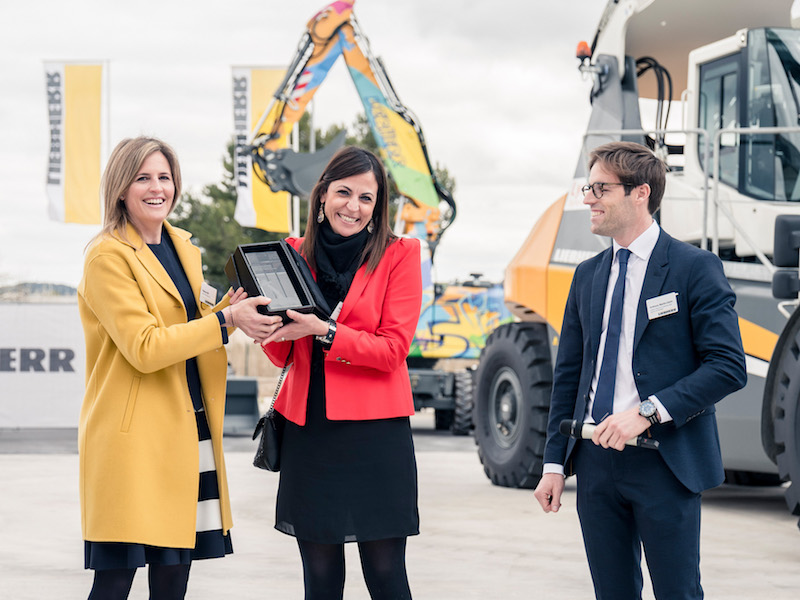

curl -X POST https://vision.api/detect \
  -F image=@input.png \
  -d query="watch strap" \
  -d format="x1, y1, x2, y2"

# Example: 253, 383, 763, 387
315, 319, 337, 347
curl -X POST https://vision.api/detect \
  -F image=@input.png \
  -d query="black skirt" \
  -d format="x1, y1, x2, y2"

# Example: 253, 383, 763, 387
275, 344, 419, 544
85, 409, 233, 570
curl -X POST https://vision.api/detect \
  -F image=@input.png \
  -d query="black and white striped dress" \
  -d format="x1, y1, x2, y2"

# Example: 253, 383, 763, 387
193, 408, 232, 558
84, 232, 232, 570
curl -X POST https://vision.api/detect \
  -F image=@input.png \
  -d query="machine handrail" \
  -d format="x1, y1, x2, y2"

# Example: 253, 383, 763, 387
711, 126, 800, 274
583, 126, 800, 275
581, 127, 711, 246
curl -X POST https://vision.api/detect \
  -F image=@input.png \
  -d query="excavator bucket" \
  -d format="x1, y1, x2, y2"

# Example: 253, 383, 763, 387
253, 130, 346, 198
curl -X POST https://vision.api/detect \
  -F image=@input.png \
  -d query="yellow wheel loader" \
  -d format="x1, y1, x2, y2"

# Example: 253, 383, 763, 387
473, 0, 800, 529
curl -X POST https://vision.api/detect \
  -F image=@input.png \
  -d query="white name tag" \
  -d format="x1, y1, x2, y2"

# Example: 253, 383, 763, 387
646, 292, 679, 320
200, 282, 218, 307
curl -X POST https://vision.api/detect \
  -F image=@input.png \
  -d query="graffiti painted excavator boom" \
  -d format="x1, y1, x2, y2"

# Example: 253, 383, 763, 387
242, 0, 512, 433
245, 0, 455, 254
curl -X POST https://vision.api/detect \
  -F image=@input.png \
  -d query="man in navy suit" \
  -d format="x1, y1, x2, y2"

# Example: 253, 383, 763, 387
533, 142, 746, 599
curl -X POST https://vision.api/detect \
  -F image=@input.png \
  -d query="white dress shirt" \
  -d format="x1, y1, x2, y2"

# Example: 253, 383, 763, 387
543, 220, 671, 476
585, 220, 671, 423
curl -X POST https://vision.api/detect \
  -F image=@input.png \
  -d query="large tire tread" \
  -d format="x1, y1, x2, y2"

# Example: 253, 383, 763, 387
766, 306, 800, 523
452, 370, 474, 436
473, 322, 552, 490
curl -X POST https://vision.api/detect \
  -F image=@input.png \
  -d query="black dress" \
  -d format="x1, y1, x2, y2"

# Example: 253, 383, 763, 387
275, 228, 419, 544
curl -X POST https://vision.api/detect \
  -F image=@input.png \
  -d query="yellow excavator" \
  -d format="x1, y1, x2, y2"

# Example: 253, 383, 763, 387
472, 0, 800, 529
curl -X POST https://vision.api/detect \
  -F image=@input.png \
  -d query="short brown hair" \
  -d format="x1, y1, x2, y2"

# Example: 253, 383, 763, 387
92, 136, 182, 246
301, 146, 396, 273
588, 141, 666, 214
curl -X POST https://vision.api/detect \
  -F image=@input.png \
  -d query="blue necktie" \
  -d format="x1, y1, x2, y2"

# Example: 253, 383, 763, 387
592, 249, 631, 423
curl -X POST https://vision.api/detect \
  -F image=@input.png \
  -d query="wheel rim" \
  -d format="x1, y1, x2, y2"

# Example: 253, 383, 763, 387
489, 367, 522, 449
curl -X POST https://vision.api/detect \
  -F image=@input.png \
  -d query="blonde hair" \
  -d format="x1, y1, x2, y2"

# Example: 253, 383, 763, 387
90, 136, 182, 246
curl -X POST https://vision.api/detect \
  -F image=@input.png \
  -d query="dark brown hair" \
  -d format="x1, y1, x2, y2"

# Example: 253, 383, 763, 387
301, 146, 397, 273
588, 141, 666, 214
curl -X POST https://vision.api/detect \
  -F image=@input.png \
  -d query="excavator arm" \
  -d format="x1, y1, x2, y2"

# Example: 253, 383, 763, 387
244, 0, 455, 252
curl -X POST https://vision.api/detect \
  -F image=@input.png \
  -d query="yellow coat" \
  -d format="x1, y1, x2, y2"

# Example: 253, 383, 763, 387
77, 222, 233, 548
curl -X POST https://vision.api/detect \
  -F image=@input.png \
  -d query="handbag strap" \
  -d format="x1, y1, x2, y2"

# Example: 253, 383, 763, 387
267, 342, 294, 414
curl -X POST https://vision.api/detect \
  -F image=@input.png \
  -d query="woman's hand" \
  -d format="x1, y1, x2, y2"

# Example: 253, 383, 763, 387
227, 287, 248, 305
261, 309, 329, 346
227, 296, 283, 341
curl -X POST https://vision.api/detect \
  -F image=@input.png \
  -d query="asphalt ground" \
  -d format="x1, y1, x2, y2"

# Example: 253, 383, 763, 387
2, 412, 799, 599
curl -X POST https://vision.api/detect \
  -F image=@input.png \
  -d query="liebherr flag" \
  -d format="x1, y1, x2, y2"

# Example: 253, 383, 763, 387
44, 62, 106, 224
232, 67, 290, 233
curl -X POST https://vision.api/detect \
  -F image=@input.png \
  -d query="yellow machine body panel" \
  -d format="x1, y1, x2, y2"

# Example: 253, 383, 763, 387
504, 196, 565, 322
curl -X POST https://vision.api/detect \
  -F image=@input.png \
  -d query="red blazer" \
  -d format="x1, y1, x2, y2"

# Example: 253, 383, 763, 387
262, 236, 422, 425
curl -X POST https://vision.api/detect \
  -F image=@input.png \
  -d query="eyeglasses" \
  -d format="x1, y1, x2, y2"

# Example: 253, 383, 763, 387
581, 182, 633, 199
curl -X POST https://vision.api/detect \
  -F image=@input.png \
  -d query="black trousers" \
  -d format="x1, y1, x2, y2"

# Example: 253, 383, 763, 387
574, 441, 703, 600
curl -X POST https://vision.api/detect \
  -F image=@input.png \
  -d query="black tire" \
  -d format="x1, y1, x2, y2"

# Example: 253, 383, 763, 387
434, 409, 454, 431
765, 306, 800, 522
451, 369, 475, 436
473, 322, 552, 489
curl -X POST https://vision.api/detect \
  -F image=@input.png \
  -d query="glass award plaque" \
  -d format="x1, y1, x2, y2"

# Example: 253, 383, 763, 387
225, 241, 325, 322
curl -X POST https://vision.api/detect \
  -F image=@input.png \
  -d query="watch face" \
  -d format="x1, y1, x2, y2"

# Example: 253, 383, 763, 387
640, 401, 656, 417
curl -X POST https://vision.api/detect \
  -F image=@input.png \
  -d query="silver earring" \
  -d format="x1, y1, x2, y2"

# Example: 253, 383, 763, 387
367, 220, 374, 234
317, 205, 325, 223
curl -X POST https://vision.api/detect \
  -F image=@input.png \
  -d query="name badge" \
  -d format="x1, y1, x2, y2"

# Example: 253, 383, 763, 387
646, 292, 678, 320
200, 282, 218, 307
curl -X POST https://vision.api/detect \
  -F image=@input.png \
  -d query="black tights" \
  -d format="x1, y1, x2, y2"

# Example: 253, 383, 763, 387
87, 563, 191, 600
297, 537, 411, 600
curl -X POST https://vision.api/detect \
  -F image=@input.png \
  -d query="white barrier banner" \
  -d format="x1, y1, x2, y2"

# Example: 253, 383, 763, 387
0, 303, 85, 428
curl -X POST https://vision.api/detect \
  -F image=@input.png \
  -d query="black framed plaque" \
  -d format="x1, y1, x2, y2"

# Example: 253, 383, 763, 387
225, 240, 328, 322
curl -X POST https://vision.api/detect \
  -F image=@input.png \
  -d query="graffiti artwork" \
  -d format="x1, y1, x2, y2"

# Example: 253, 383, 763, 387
410, 283, 513, 359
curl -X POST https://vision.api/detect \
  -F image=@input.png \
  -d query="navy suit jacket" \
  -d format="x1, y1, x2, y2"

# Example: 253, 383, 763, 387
543, 229, 747, 493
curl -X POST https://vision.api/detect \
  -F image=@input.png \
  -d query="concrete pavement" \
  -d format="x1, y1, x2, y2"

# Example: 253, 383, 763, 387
2, 413, 799, 599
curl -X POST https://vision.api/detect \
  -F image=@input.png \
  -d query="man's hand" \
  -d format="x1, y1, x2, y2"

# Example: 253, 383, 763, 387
592, 406, 651, 451
533, 473, 565, 513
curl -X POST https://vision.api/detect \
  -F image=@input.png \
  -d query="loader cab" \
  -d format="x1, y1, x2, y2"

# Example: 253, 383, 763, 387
696, 50, 740, 190
691, 28, 800, 201
665, 27, 800, 256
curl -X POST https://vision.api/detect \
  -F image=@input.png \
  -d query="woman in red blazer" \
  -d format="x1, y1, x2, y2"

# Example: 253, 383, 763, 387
257, 146, 422, 599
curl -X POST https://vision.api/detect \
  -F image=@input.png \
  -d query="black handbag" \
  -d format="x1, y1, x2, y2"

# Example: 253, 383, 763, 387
252, 407, 284, 471
252, 345, 292, 471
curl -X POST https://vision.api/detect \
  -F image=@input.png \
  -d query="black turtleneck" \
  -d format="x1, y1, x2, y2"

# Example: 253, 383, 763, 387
314, 222, 369, 308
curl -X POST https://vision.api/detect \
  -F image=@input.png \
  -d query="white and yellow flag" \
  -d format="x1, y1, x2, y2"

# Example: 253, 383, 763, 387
44, 62, 107, 224
232, 66, 290, 233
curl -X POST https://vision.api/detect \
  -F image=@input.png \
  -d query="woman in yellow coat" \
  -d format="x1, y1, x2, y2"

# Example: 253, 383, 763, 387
78, 137, 281, 599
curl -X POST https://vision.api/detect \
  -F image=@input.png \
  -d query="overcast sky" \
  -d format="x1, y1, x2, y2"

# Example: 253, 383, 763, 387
0, 0, 607, 288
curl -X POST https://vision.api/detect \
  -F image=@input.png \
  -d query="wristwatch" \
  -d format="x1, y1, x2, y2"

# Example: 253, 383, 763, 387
315, 319, 337, 348
638, 399, 660, 425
